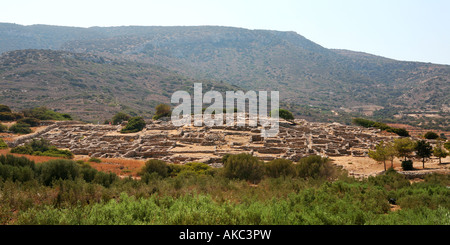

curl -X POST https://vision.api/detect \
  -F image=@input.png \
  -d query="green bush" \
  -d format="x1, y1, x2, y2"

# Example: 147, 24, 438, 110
112, 112, 131, 125
10, 138, 73, 159
0, 104, 11, 113
0, 123, 7, 132
0, 139, 7, 149
9, 123, 32, 134
0, 154, 36, 182
140, 159, 169, 178
153, 104, 171, 120
424, 132, 439, 140
0, 112, 23, 121
296, 155, 337, 179
401, 160, 414, 171
22, 107, 72, 121
121, 117, 146, 133
88, 157, 102, 163
265, 159, 296, 178
223, 153, 264, 183
270, 109, 294, 120
445, 142, 450, 151
17, 118, 41, 127
37, 160, 80, 186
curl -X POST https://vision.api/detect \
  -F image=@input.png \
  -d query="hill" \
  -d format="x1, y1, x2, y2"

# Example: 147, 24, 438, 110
0, 23, 448, 129
0, 49, 237, 122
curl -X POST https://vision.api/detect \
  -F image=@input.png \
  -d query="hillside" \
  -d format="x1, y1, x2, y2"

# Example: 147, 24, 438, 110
0, 23, 449, 129
0, 49, 237, 122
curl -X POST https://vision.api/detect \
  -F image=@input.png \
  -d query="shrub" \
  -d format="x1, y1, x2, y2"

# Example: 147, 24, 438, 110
88, 157, 102, 163
296, 155, 336, 179
424, 132, 439, 140
0, 112, 22, 121
179, 162, 215, 176
223, 153, 264, 183
0, 123, 7, 132
401, 160, 414, 171
140, 159, 169, 178
17, 117, 41, 127
37, 160, 80, 186
0, 154, 35, 169
10, 138, 74, 159
0, 104, 11, 113
0, 139, 7, 149
265, 159, 296, 178
112, 112, 131, 125
121, 117, 146, 133
9, 123, 32, 134
445, 142, 450, 151
270, 109, 294, 120
153, 104, 171, 120
22, 107, 72, 121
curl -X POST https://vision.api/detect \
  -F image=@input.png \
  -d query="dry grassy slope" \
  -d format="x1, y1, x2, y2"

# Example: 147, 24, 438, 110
0, 49, 238, 122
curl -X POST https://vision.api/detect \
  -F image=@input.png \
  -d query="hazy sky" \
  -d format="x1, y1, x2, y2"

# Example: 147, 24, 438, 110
1, 0, 450, 65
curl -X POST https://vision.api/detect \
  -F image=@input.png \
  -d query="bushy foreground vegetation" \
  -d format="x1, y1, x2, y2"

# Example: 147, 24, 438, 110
0, 154, 448, 225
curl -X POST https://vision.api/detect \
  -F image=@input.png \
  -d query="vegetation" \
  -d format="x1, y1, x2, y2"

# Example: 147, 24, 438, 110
424, 131, 439, 140
22, 107, 72, 121
401, 160, 414, 171
0, 139, 7, 149
9, 122, 32, 134
88, 157, 102, 163
352, 118, 410, 137
271, 109, 294, 120
433, 142, 449, 164
393, 138, 416, 161
111, 112, 131, 125
153, 104, 171, 120
17, 118, 41, 127
0, 123, 7, 132
120, 117, 146, 134
415, 140, 433, 169
0, 152, 448, 225
368, 141, 395, 171
222, 153, 264, 184
10, 138, 74, 159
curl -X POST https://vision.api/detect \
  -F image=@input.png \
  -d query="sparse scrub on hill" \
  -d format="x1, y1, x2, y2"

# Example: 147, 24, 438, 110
120, 116, 146, 133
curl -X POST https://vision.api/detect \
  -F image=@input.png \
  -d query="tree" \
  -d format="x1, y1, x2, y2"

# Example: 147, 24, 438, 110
271, 109, 294, 120
112, 112, 131, 125
433, 141, 449, 164
120, 117, 146, 133
368, 141, 396, 171
424, 132, 439, 140
393, 138, 416, 161
153, 104, 171, 120
415, 140, 433, 169
0, 104, 11, 113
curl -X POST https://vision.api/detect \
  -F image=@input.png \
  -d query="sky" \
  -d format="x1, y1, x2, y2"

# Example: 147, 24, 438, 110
1, 0, 450, 65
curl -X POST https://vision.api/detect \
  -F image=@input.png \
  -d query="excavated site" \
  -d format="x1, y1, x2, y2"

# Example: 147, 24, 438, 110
8, 116, 398, 169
